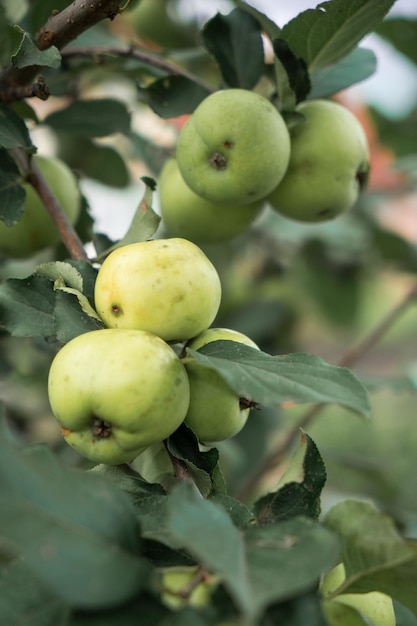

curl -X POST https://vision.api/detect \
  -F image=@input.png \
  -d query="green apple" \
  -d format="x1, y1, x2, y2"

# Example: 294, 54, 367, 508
48, 328, 190, 465
0, 155, 81, 258
159, 566, 219, 610
94, 238, 222, 342
159, 158, 264, 243
321, 563, 395, 626
184, 328, 259, 443
126, 0, 196, 49
268, 99, 370, 222
176, 89, 291, 206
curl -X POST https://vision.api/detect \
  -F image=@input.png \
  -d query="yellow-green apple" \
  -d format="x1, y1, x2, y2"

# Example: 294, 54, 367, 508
48, 328, 190, 465
0, 155, 81, 258
94, 238, 221, 342
321, 562, 395, 626
158, 566, 219, 610
176, 89, 291, 206
159, 158, 264, 243
184, 327, 259, 442
268, 99, 370, 222
126, 0, 196, 49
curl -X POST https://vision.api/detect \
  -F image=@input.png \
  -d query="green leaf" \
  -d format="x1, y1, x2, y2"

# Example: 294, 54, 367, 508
186, 342, 371, 417
140, 75, 212, 118
53, 289, 104, 343
234, 0, 281, 40
324, 500, 417, 617
11, 27, 61, 69
263, 591, 328, 626
0, 148, 26, 227
281, 0, 396, 71
0, 558, 70, 626
166, 481, 251, 613
253, 431, 326, 524
0, 103, 33, 150
208, 493, 255, 529
309, 47, 377, 99
0, 7, 24, 67
376, 18, 417, 67
94, 182, 160, 260
44, 99, 131, 137
35, 260, 84, 291
273, 38, 311, 107
167, 423, 227, 497
244, 517, 340, 618
0, 422, 148, 609
202, 8, 265, 89
0, 274, 56, 337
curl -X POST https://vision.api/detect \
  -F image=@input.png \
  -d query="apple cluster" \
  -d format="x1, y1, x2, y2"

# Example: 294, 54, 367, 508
159, 89, 370, 242
48, 237, 260, 465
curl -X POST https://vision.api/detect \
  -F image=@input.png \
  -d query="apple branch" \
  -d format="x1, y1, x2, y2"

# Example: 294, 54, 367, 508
12, 149, 89, 261
237, 281, 417, 502
0, 0, 125, 92
60, 46, 215, 93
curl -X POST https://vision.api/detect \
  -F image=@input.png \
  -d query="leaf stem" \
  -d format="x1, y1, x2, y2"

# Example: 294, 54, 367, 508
12, 149, 89, 261
164, 440, 192, 482
236, 281, 417, 502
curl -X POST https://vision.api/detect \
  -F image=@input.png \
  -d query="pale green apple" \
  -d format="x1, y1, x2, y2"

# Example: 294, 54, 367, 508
159, 566, 219, 610
321, 562, 395, 626
184, 328, 259, 443
159, 158, 264, 243
94, 238, 222, 342
0, 155, 81, 258
126, 0, 196, 49
176, 89, 291, 206
48, 328, 190, 465
268, 99, 370, 222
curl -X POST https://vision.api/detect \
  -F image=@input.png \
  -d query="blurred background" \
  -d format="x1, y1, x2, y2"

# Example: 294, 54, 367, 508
1, 0, 417, 531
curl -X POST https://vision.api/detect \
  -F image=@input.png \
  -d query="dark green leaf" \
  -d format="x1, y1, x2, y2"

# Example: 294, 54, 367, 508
254, 432, 326, 524
0, 103, 33, 150
0, 149, 26, 226
168, 423, 227, 497
262, 591, 328, 626
140, 75, 211, 118
54, 289, 104, 343
0, 9, 23, 67
167, 481, 251, 613
0, 274, 56, 337
209, 493, 255, 529
309, 47, 377, 99
12, 28, 61, 69
202, 9, 264, 89
324, 500, 417, 617
234, 0, 281, 40
377, 18, 417, 67
44, 99, 131, 137
245, 517, 340, 617
65, 258, 99, 307
273, 38, 311, 106
281, 0, 396, 71
0, 558, 70, 626
67, 141, 130, 188
187, 342, 370, 417
0, 423, 148, 609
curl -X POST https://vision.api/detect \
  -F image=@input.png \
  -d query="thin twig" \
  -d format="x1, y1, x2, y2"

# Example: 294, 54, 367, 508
236, 281, 417, 502
61, 46, 215, 93
12, 149, 89, 261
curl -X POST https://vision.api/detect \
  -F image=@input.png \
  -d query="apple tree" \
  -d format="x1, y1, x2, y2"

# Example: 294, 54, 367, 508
1, 1, 417, 624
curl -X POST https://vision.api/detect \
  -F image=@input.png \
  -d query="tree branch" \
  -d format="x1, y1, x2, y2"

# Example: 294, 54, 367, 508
61, 46, 215, 93
0, 0, 125, 91
12, 149, 89, 261
236, 281, 417, 502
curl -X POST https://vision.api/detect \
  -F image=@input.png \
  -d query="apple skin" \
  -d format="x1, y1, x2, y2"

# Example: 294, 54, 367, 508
321, 563, 395, 626
159, 566, 219, 610
184, 328, 259, 443
268, 99, 370, 222
126, 0, 196, 50
176, 89, 291, 206
48, 329, 190, 465
159, 158, 264, 243
94, 238, 222, 342
0, 155, 81, 258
